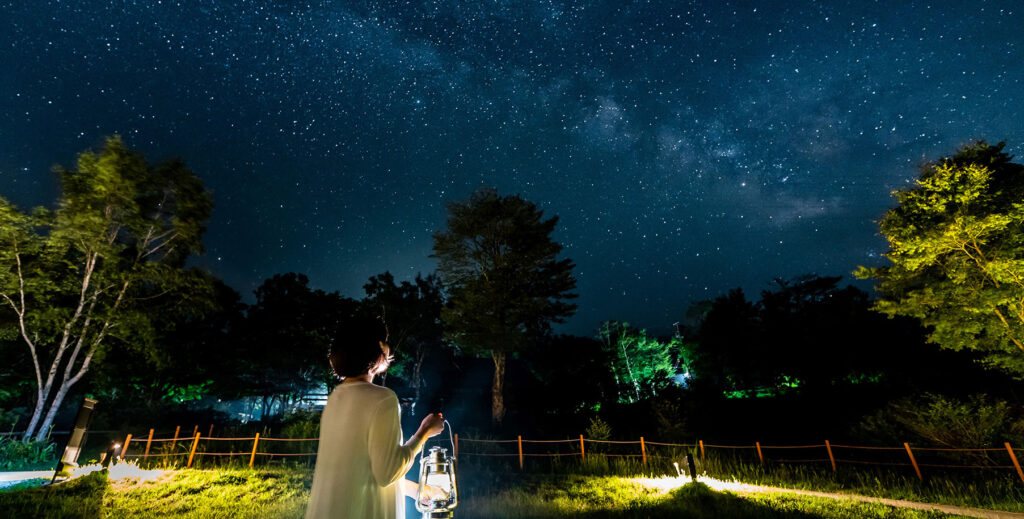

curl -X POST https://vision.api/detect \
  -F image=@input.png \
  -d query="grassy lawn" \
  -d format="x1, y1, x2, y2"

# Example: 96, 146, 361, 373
0, 468, 310, 519
682, 453, 1024, 513
517, 450, 1024, 513
0, 465, 974, 519
459, 475, 962, 518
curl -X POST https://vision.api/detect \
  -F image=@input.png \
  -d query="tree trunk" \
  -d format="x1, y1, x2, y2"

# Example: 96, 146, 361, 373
20, 253, 100, 441
22, 390, 47, 440
33, 383, 71, 442
412, 344, 426, 411
491, 351, 506, 424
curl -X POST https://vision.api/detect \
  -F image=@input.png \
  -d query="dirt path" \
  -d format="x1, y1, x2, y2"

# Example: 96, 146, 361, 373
702, 479, 1024, 519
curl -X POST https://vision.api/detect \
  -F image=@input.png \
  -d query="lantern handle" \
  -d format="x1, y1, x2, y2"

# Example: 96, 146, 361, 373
444, 419, 455, 458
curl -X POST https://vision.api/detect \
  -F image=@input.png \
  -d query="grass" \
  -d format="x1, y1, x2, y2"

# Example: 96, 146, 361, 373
460, 476, 959, 518
476, 446, 1024, 513
688, 450, 1024, 513
0, 462, 983, 519
0, 467, 311, 519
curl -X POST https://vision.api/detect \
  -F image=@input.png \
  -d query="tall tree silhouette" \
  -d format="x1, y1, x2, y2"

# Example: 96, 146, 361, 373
432, 188, 577, 423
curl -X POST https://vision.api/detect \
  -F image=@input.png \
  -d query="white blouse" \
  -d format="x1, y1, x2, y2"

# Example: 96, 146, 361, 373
306, 381, 418, 519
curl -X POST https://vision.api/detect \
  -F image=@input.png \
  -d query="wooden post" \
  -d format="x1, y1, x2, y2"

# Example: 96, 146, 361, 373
121, 434, 133, 459
454, 434, 459, 460
208, 424, 214, 438
640, 437, 647, 466
187, 432, 201, 468
580, 434, 586, 461
171, 425, 181, 454
755, 441, 763, 464
1006, 443, 1024, 486
904, 443, 922, 481
144, 429, 154, 461
517, 435, 523, 470
825, 440, 836, 473
249, 433, 260, 468
699, 440, 705, 460
192, 425, 199, 438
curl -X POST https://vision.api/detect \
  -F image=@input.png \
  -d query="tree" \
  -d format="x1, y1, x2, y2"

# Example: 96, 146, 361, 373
521, 335, 617, 419
597, 322, 679, 403
432, 188, 577, 423
362, 272, 443, 407
857, 141, 1024, 377
231, 273, 357, 420
685, 288, 768, 395
86, 272, 245, 419
0, 136, 212, 441
687, 276, 956, 397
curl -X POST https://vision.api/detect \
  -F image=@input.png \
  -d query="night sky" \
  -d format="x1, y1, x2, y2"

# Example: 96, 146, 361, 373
2, 1, 1022, 336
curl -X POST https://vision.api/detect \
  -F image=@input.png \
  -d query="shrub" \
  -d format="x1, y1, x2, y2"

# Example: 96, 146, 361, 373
0, 436, 57, 471
858, 393, 1024, 448
0, 408, 19, 430
585, 416, 611, 441
651, 399, 687, 442
280, 409, 321, 439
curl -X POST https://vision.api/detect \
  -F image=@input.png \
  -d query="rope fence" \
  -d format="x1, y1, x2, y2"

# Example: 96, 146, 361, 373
107, 424, 1024, 486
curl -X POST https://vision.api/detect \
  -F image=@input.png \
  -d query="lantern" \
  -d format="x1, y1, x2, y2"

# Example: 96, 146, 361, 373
415, 446, 457, 518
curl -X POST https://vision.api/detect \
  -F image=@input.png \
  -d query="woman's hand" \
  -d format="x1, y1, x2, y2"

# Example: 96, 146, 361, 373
419, 484, 449, 505
405, 412, 445, 453
418, 412, 445, 438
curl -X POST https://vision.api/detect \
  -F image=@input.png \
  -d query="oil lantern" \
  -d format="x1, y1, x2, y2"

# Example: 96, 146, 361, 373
415, 446, 457, 518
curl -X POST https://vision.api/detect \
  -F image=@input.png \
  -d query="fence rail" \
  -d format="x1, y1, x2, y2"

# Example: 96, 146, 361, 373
100, 425, 1024, 487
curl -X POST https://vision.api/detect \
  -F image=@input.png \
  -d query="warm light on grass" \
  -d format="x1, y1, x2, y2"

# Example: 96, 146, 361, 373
632, 474, 752, 494
70, 459, 168, 484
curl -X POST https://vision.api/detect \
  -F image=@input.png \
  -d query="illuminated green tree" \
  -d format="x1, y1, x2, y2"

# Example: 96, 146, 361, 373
432, 188, 577, 423
857, 141, 1024, 377
0, 136, 212, 440
598, 321, 679, 403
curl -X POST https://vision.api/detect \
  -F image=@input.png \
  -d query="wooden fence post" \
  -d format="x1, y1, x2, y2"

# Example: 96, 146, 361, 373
580, 435, 585, 461
144, 429, 154, 461
122, 434, 133, 459
249, 433, 260, 468
640, 437, 647, 466
755, 442, 763, 464
517, 435, 524, 470
699, 440, 705, 460
208, 424, 214, 438
171, 425, 180, 454
1006, 443, 1024, 486
825, 440, 836, 473
904, 443, 922, 481
454, 434, 459, 460
192, 425, 199, 438
187, 432, 201, 468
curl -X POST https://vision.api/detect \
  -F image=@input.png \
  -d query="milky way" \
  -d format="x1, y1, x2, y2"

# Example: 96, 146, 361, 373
2, 1, 1022, 335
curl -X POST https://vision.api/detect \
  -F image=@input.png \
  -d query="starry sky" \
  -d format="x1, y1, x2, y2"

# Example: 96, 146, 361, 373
1, 1, 1022, 336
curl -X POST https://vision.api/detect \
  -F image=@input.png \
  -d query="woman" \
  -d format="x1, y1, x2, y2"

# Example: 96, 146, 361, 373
306, 316, 445, 519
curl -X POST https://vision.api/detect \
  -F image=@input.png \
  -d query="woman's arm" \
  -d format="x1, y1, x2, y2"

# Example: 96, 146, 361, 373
402, 478, 419, 499
403, 478, 447, 503
367, 396, 445, 487
403, 413, 444, 454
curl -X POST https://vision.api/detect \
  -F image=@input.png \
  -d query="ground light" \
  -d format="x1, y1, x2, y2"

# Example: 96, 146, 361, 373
632, 474, 766, 495
69, 460, 166, 484
50, 397, 97, 482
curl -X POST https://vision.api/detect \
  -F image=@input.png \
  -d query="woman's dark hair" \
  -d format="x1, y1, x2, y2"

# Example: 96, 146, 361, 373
328, 312, 389, 380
